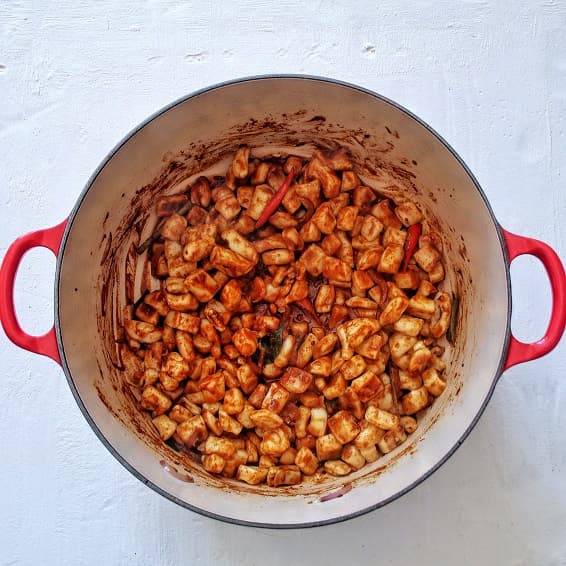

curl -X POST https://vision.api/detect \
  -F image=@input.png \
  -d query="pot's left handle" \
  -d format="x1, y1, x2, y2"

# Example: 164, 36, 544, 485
0, 219, 68, 365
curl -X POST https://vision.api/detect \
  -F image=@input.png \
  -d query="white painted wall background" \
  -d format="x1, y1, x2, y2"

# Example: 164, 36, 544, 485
1, 1, 565, 564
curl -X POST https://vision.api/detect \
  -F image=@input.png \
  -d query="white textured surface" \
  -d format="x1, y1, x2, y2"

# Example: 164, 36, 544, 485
1, 1, 565, 564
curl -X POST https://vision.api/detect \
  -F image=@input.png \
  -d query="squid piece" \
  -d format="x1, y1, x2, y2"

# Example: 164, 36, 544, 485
337, 318, 381, 359
140, 386, 172, 416
395, 201, 423, 227
306, 157, 341, 198
299, 244, 327, 277
266, 465, 302, 487
203, 300, 231, 332
215, 194, 241, 221
184, 269, 220, 302
231, 146, 251, 179
261, 428, 291, 457
250, 409, 284, 430
124, 320, 162, 343
314, 284, 335, 313
161, 213, 187, 242
221, 229, 259, 264
341, 171, 359, 191
429, 291, 452, 338
336, 206, 359, 232
360, 215, 383, 242
371, 199, 403, 229
382, 226, 407, 247
248, 184, 275, 220
377, 243, 405, 274
210, 246, 255, 277
182, 224, 217, 263
327, 410, 360, 444
315, 433, 343, 461
220, 280, 242, 312
323, 257, 352, 282
311, 203, 337, 235
295, 446, 319, 475
294, 179, 321, 205
351, 371, 384, 402
413, 244, 442, 273
237, 465, 268, 485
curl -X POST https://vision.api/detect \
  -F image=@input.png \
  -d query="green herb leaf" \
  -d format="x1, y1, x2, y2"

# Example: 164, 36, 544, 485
257, 326, 284, 365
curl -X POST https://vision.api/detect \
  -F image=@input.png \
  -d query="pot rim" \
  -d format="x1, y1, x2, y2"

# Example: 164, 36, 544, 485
53, 74, 512, 528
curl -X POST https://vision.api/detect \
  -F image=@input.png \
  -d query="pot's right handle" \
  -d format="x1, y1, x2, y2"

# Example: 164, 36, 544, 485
0, 220, 68, 365
502, 228, 566, 370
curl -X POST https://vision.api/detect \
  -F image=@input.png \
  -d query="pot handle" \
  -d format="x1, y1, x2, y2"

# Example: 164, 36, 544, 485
0, 219, 68, 365
502, 228, 566, 370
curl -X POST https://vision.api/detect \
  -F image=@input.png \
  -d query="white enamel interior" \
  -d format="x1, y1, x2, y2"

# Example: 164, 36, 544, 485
56, 77, 509, 527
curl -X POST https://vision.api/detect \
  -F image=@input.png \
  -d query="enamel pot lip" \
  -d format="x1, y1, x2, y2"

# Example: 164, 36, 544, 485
53, 74, 512, 529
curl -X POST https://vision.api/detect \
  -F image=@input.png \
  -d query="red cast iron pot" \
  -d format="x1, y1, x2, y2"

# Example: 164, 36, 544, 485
1, 76, 565, 528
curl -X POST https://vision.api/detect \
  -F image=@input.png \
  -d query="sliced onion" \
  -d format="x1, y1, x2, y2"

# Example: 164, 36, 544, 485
319, 483, 353, 502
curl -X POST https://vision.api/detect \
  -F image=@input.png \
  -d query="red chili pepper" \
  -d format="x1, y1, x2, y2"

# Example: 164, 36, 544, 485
402, 223, 422, 271
255, 168, 295, 228
295, 297, 322, 326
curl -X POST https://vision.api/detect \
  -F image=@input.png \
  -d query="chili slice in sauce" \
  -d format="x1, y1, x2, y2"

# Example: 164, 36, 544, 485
402, 222, 422, 272
255, 168, 295, 228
